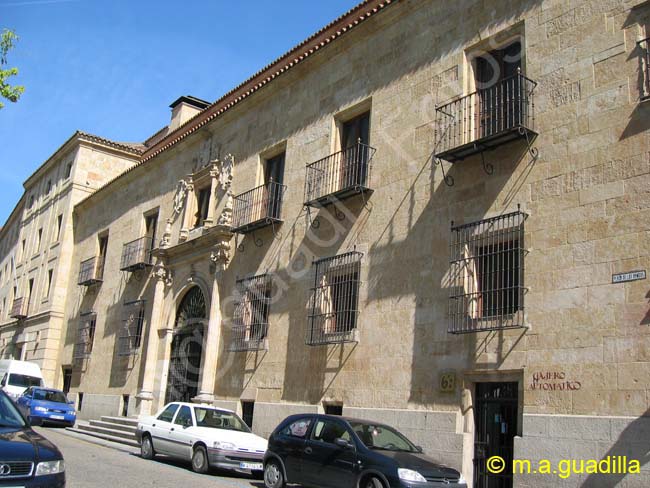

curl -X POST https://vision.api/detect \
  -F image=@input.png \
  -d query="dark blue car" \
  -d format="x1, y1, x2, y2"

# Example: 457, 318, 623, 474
0, 389, 65, 487
16, 388, 76, 428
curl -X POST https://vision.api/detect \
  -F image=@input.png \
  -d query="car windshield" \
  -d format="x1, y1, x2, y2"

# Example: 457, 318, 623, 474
194, 407, 251, 433
0, 393, 26, 428
349, 421, 419, 453
8, 374, 41, 388
32, 389, 67, 404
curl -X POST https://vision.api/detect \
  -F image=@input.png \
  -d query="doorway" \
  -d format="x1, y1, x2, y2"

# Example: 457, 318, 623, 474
165, 287, 206, 403
473, 382, 518, 488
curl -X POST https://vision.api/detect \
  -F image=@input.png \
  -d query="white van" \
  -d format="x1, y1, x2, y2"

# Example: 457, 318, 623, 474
0, 360, 44, 399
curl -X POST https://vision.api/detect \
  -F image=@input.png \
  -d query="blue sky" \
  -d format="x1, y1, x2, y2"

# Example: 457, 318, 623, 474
0, 0, 361, 222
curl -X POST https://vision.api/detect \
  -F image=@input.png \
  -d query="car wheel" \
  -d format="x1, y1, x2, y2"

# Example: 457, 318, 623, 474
264, 460, 285, 488
140, 435, 155, 460
191, 445, 209, 474
364, 476, 385, 488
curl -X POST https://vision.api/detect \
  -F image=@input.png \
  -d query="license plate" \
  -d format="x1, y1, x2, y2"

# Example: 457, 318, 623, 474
50, 415, 64, 420
239, 462, 263, 471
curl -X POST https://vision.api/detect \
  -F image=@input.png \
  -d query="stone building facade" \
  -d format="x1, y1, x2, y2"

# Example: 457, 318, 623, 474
13, 0, 648, 486
0, 132, 142, 385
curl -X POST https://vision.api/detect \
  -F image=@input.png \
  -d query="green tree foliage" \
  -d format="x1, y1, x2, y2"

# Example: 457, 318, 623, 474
1, 29, 25, 109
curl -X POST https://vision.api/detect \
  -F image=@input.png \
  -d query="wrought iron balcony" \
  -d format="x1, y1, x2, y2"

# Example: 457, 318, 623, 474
231, 181, 286, 234
304, 141, 375, 207
77, 256, 104, 286
10, 297, 28, 319
639, 38, 650, 100
435, 71, 537, 163
120, 236, 154, 272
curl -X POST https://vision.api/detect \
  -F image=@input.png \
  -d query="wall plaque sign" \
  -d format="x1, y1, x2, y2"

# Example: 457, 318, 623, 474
439, 371, 456, 393
612, 270, 646, 284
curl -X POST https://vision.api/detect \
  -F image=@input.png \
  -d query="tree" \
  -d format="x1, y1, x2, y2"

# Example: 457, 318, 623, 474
1, 29, 25, 109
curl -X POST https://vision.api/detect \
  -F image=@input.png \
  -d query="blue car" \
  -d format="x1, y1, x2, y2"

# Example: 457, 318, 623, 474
16, 388, 76, 427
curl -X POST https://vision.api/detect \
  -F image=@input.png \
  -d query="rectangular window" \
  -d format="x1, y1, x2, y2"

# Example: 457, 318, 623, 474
97, 234, 108, 280
118, 300, 145, 356
44, 269, 53, 299
144, 212, 158, 254
263, 152, 285, 220
20, 240, 25, 261
324, 404, 343, 416
36, 228, 43, 252
73, 312, 97, 360
230, 274, 272, 351
55, 215, 63, 242
27, 279, 34, 308
448, 210, 526, 334
241, 401, 255, 429
307, 251, 362, 346
64, 162, 72, 179
194, 187, 211, 227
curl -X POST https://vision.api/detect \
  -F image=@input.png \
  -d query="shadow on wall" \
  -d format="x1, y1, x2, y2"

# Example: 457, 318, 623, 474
581, 409, 650, 487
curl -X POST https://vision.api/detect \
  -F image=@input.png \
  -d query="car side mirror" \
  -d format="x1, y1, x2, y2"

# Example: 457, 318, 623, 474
334, 438, 354, 450
415, 446, 423, 453
29, 416, 43, 427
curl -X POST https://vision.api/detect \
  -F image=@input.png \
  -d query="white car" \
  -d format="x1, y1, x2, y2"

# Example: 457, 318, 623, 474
136, 402, 268, 475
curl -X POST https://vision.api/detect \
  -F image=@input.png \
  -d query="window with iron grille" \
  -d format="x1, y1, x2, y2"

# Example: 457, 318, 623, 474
229, 274, 272, 352
118, 300, 145, 356
307, 251, 362, 346
448, 210, 526, 334
73, 312, 97, 360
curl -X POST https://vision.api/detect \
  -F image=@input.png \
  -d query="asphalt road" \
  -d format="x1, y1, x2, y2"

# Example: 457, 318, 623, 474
35, 427, 265, 488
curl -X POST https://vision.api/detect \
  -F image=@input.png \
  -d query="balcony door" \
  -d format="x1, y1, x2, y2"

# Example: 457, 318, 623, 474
263, 153, 285, 220
341, 112, 370, 190
475, 41, 521, 139
144, 213, 158, 263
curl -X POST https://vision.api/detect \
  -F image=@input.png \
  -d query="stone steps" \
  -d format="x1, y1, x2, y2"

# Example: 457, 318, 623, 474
66, 416, 140, 448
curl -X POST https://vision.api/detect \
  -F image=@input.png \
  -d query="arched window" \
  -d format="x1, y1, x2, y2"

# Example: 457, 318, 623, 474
174, 286, 206, 329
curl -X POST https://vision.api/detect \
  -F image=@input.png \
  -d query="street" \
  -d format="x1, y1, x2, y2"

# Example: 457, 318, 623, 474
36, 427, 265, 488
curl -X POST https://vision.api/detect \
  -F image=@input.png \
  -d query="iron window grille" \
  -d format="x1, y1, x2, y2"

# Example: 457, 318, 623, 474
307, 251, 362, 346
304, 142, 376, 206
448, 210, 526, 334
229, 274, 272, 352
638, 38, 650, 100
435, 70, 537, 162
73, 312, 97, 360
120, 236, 154, 271
118, 300, 145, 356
231, 181, 287, 234
77, 256, 104, 286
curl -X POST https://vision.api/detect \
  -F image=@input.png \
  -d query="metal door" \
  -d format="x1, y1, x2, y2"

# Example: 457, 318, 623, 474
474, 382, 518, 488
165, 287, 206, 404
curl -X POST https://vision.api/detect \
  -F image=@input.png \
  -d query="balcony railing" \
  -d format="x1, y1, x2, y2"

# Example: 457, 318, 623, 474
120, 236, 154, 272
77, 256, 104, 286
231, 181, 286, 234
304, 141, 375, 206
435, 71, 537, 162
10, 297, 28, 319
639, 38, 650, 100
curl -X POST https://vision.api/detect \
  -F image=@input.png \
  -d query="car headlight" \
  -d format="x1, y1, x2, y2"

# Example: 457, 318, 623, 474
458, 473, 467, 485
213, 441, 236, 450
35, 460, 65, 476
33, 406, 48, 413
398, 468, 427, 482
